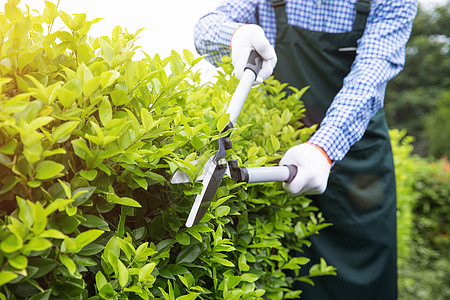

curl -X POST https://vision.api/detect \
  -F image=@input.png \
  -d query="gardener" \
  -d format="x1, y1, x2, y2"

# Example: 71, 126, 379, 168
194, 0, 418, 299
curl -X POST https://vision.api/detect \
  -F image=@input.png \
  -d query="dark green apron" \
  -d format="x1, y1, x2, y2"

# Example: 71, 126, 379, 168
270, 0, 397, 299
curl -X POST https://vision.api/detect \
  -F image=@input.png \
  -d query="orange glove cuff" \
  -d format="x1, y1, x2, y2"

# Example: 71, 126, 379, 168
307, 142, 333, 166
230, 24, 247, 50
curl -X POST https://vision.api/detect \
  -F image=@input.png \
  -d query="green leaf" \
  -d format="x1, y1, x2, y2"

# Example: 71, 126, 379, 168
183, 49, 195, 65
81, 215, 110, 231
176, 232, 191, 246
217, 113, 230, 133
52, 121, 79, 143
0, 234, 23, 253
176, 244, 201, 264
43, 1, 58, 24
77, 43, 94, 64
0, 272, 18, 286
80, 170, 97, 181
216, 206, 230, 218
0, 139, 18, 154
71, 139, 93, 159
108, 195, 142, 208
31, 202, 47, 234
82, 77, 101, 97
8, 255, 28, 270
95, 271, 107, 290
118, 259, 129, 288
99, 97, 112, 126
177, 293, 200, 300
100, 70, 120, 89
99, 283, 116, 299
23, 238, 52, 254
110, 89, 129, 106
60, 255, 76, 275
138, 262, 156, 282
35, 160, 65, 180
98, 38, 114, 64
74, 229, 104, 252
39, 229, 66, 239
72, 186, 96, 206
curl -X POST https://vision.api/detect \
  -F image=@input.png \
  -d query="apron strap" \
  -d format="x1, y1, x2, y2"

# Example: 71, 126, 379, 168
353, 0, 372, 33
270, 0, 288, 27
271, 0, 372, 34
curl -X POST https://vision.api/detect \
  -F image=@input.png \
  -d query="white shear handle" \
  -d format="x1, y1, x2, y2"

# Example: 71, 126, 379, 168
226, 50, 263, 126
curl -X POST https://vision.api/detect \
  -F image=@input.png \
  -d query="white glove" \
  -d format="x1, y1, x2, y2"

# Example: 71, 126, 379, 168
279, 143, 332, 195
231, 24, 277, 84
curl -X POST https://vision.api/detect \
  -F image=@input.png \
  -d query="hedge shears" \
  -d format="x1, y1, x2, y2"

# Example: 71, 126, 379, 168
171, 50, 297, 227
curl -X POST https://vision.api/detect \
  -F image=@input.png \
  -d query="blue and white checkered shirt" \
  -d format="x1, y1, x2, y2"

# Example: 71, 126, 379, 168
194, 0, 418, 161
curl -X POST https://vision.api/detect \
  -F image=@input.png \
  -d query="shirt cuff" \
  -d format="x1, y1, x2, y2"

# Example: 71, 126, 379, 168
219, 22, 244, 48
308, 125, 350, 162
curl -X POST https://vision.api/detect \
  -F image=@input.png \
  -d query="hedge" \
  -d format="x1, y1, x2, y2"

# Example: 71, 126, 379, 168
0, 1, 334, 299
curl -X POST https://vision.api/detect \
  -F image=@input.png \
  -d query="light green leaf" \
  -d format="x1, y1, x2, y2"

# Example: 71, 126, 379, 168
183, 49, 195, 65
108, 195, 142, 208
95, 271, 107, 290
82, 77, 101, 97
39, 229, 66, 239
216, 206, 230, 218
0, 139, 18, 155
139, 262, 156, 282
74, 229, 104, 252
118, 259, 129, 287
35, 160, 65, 180
177, 294, 200, 300
44, 199, 73, 215
71, 139, 93, 159
80, 170, 97, 181
217, 113, 230, 133
100, 70, 120, 89
8, 255, 28, 270
0, 272, 18, 286
60, 255, 76, 275
98, 38, 114, 64
52, 121, 79, 143
99, 97, 112, 126
0, 234, 23, 253
28, 116, 54, 132
77, 43, 94, 64
110, 89, 129, 106
31, 202, 47, 234
23, 238, 52, 254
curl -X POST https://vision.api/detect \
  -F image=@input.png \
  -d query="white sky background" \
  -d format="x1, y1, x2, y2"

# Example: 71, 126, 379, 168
17, 0, 450, 71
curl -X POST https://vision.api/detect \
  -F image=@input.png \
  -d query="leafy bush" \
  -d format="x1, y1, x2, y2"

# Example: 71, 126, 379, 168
392, 131, 450, 300
0, 1, 334, 299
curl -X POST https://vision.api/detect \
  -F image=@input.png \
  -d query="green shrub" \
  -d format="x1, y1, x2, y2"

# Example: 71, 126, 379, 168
392, 131, 450, 300
0, 1, 334, 299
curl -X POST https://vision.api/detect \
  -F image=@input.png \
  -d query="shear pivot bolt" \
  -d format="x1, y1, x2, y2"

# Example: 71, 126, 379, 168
218, 158, 228, 169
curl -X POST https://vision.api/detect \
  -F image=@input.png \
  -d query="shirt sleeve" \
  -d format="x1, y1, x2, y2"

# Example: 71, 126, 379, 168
308, 0, 418, 161
194, 0, 258, 66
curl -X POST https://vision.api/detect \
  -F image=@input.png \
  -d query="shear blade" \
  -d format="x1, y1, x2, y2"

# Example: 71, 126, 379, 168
170, 155, 229, 184
185, 161, 227, 227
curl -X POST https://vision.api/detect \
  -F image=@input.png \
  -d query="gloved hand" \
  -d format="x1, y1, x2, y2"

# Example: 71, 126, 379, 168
231, 24, 277, 84
279, 143, 332, 195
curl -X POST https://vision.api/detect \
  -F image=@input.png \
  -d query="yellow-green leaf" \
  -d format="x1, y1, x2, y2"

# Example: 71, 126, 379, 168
217, 113, 230, 133
99, 98, 112, 126
74, 229, 104, 252
35, 160, 65, 180
60, 255, 76, 275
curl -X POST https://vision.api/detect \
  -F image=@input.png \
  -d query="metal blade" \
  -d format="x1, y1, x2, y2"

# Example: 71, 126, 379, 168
185, 161, 227, 227
171, 155, 231, 184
